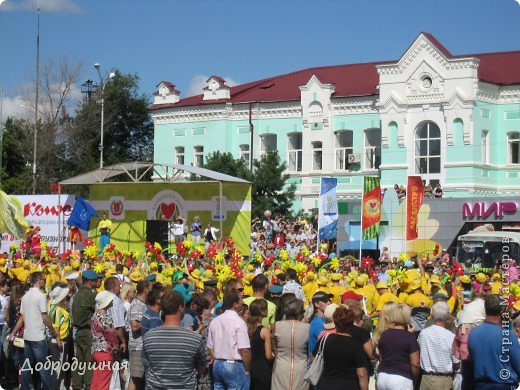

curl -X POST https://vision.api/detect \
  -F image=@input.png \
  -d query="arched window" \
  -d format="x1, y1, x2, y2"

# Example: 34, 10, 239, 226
415, 121, 441, 183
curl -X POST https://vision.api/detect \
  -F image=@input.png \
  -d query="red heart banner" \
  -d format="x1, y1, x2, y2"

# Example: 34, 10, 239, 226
160, 203, 176, 220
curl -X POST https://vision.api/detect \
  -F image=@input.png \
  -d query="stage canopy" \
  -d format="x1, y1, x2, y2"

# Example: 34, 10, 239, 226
59, 162, 252, 255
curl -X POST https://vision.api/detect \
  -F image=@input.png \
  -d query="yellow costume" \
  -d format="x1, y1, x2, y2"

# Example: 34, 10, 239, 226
303, 273, 318, 304
329, 274, 346, 305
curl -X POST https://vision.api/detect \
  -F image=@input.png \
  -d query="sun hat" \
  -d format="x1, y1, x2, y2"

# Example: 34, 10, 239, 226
95, 290, 114, 310
460, 275, 471, 284
376, 281, 388, 290
476, 273, 487, 284
50, 286, 70, 305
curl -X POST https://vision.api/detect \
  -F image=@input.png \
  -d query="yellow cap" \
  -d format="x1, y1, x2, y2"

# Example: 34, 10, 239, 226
348, 271, 359, 279
430, 275, 440, 285
150, 262, 158, 270
376, 281, 388, 289
460, 275, 471, 284
63, 265, 72, 272
492, 273, 501, 281
306, 272, 316, 281
0, 259, 6, 265
49, 264, 58, 271
191, 269, 202, 280
203, 269, 215, 279
476, 273, 486, 284
409, 278, 422, 291
317, 276, 329, 286
130, 271, 143, 282
14, 258, 23, 265
23, 260, 31, 268
71, 260, 81, 270
330, 273, 342, 282
243, 273, 255, 285
274, 269, 285, 276
319, 269, 328, 276
355, 276, 367, 287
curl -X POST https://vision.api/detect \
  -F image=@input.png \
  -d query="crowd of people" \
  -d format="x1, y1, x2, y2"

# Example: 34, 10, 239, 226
0, 213, 518, 390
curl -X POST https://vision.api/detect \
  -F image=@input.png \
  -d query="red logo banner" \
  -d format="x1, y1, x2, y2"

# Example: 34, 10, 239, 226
406, 176, 424, 241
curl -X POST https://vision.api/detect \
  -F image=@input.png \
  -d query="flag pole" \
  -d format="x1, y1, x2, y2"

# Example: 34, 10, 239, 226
317, 177, 322, 254
359, 176, 364, 262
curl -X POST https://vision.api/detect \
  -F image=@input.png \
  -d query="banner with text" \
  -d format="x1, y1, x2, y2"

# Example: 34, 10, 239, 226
1, 195, 75, 252
406, 176, 424, 241
318, 177, 338, 240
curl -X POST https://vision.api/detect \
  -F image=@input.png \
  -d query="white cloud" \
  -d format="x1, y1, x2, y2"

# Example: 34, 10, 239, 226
1, 95, 32, 121
0, 0, 82, 13
186, 74, 239, 97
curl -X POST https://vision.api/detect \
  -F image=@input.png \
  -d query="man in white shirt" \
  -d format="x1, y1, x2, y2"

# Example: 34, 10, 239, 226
171, 217, 186, 243
10, 272, 61, 390
418, 302, 460, 389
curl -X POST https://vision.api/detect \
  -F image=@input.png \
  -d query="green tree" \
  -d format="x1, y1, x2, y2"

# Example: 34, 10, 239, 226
0, 118, 33, 194
251, 150, 295, 218
202, 151, 250, 180
68, 71, 153, 176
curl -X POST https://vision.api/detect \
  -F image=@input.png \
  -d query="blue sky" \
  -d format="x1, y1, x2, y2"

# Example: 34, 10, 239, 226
1, 0, 520, 118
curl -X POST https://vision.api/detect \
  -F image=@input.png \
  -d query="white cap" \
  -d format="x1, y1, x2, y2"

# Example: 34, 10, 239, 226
65, 272, 80, 281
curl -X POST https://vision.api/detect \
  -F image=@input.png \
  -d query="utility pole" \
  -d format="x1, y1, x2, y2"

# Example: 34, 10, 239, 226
32, 0, 40, 194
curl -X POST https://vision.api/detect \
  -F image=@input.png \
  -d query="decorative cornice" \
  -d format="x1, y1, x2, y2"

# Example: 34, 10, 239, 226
476, 82, 520, 103
331, 96, 378, 115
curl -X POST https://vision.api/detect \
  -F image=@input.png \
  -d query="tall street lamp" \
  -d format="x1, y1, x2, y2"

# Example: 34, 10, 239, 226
94, 63, 115, 169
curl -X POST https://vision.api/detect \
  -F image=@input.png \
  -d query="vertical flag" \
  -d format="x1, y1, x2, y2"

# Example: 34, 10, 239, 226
361, 176, 382, 240
318, 177, 338, 240
67, 197, 98, 231
406, 176, 424, 240
0, 191, 30, 239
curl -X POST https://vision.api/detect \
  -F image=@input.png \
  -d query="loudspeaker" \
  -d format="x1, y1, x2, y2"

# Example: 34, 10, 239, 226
146, 220, 169, 250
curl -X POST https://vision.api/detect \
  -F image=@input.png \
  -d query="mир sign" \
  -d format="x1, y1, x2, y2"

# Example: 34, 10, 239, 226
462, 202, 517, 220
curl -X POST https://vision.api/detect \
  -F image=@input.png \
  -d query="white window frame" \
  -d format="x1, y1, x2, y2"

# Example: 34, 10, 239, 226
312, 141, 323, 171
482, 130, 489, 165
287, 133, 302, 172
259, 134, 277, 157
335, 130, 353, 170
175, 146, 185, 165
239, 144, 250, 162
414, 121, 441, 184
507, 132, 520, 165
364, 128, 381, 170
193, 145, 204, 167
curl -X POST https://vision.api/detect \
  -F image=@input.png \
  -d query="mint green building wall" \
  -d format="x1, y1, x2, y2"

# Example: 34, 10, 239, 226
380, 121, 408, 187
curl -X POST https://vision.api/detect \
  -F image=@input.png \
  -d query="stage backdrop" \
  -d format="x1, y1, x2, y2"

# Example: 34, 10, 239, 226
88, 182, 252, 256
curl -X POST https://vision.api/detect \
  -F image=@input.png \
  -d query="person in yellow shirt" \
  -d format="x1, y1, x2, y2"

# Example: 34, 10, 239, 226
490, 273, 502, 295
48, 286, 71, 389
303, 272, 318, 304
242, 273, 255, 297
353, 275, 375, 314
149, 262, 166, 284
46, 264, 61, 289
315, 276, 331, 294
97, 212, 112, 251
405, 279, 432, 308
189, 268, 204, 291
0, 258, 7, 274
10, 259, 30, 283
372, 281, 398, 317
329, 273, 346, 305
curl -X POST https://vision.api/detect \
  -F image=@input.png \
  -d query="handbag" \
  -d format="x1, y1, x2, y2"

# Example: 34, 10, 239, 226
13, 337, 24, 349
304, 333, 330, 386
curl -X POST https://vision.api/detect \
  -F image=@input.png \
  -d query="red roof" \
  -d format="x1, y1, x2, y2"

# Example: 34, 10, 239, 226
151, 36, 520, 110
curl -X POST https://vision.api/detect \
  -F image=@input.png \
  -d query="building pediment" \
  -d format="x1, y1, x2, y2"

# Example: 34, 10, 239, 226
203, 76, 231, 100
154, 81, 180, 105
